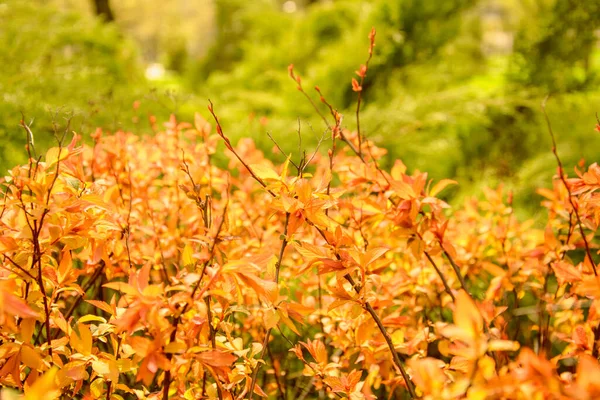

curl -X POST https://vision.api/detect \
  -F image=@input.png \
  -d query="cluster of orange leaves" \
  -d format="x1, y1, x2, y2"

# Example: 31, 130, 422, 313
0, 109, 599, 399
1, 31, 600, 400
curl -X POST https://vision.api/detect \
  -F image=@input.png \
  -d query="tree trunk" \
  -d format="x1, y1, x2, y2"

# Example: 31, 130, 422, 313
92, 0, 115, 22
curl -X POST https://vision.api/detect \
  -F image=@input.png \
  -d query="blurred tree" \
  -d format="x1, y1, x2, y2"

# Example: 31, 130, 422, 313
510, 0, 600, 92
92, 0, 115, 22
0, 0, 143, 170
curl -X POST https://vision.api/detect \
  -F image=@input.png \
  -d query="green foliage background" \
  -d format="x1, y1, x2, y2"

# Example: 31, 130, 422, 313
2, 0, 600, 218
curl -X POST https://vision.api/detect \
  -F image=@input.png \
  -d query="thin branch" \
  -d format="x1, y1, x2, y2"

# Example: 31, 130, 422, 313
423, 251, 456, 301
354, 27, 376, 157
541, 97, 597, 276
249, 212, 291, 400
207, 101, 276, 197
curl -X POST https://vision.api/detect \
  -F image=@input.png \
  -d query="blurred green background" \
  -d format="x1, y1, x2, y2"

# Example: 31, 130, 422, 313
2, 0, 600, 218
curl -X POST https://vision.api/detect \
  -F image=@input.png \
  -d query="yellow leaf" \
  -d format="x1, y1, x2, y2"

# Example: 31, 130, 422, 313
71, 323, 93, 356
25, 367, 60, 400
487, 340, 520, 352
45, 147, 68, 168
90, 378, 105, 398
249, 164, 280, 181
263, 308, 280, 330
164, 342, 187, 354
278, 309, 300, 335
182, 243, 195, 267
429, 179, 457, 197
281, 154, 291, 181
20, 318, 36, 344
85, 300, 114, 316
103, 282, 138, 296
92, 359, 119, 382
467, 388, 488, 400
20, 344, 43, 370
78, 315, 107, 324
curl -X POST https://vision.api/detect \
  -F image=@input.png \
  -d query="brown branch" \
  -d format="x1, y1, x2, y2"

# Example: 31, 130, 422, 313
354, 27, 376, 157
541, 97, 597, 275
163, 180, 229, 400
423, 251, 456, 301
309, 224, 417, 398
249, 212, 291, 400
3, 254, 36, 281
207, 101, 276, 197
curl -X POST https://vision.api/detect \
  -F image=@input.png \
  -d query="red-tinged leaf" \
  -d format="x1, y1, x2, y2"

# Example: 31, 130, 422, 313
91, 359, 119, 383
57, 361, 89, 385
129, 336, 152, 356
0, 236, 18, 252
324, 376, 345, 393
572, 325, 591, 349
113, 307, 143, 333
197, 351, 237, 368
300, 339, 328, 365
290, 345, 305, 362
442, 242, 458, 260
235, 272, 278, 303
551, 260, 582, 285
355, 65, 367, 78
346, 370, 363, 391
0, 354, 21, 387
351, 78, 362, 92
253, 382, 268, 398
0, 281, 38, 319
313, 258, 345, 274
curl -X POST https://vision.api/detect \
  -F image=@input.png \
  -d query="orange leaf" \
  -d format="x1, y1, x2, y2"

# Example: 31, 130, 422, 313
551, 261, 582, 285
197, 351, 237, 368
454, 290, 483, 341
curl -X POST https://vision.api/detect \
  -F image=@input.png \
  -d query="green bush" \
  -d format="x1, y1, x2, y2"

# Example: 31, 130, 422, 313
0, 0, 178, 172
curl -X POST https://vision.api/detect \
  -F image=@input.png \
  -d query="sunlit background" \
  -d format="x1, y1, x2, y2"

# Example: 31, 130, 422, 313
2, 0, 600, 218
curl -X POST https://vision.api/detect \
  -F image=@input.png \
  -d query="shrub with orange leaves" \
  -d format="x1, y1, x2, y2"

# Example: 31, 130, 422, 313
1, 28, 600, 400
